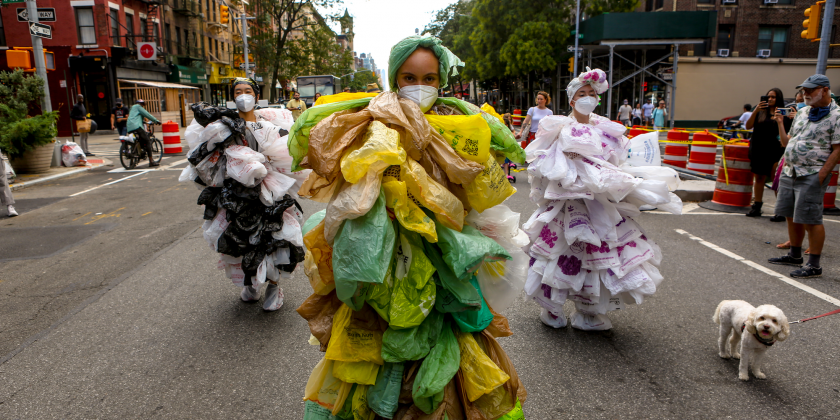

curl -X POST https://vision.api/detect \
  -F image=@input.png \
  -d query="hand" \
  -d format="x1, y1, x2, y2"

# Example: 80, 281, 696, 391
758, 101, 769, 109
515, 132, 521, 139
111, 125, 115, 130
772, 109, 783, 123
819, 170, 828, 185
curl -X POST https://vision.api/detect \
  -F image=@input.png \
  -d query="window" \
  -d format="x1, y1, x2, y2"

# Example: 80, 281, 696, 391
758, 27, 788, 57
154, 22, 160, 44
697, 0, 714, 4
125, 13, 134, 47
165, 23, 171, 51
0, 10, 6, 47
212, 0, 217, 21
109, 9, 120, 46
176, 27, 182, 55
774, 0, 793, 4
718, 25, 734, 50
140, 17, 148, 41
75, 7, 96, 45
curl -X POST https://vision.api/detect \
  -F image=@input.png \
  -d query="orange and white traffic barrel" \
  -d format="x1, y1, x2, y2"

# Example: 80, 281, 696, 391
824, 164, 839, 214
162, 121, 182, 154
662, 130, 690, 168
512, 109, 523, 126
685, 132, 718, 175
699, 143, 753, 213
628, 128, 647, 138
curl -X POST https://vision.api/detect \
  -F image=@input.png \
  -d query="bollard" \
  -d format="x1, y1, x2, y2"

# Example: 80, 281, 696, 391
162, 121, 182, 154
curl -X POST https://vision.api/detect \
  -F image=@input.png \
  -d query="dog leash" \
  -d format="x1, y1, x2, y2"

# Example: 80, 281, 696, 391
789, 308, 840, 324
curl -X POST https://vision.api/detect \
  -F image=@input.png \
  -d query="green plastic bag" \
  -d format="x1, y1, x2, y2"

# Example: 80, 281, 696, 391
304, 209, 327, 235
433, 214, 511, 280
437, 97, 525, 164
288, 97, 374, 172
303, 400, 340, 420
423, 240, 481, 310
333, 190, 395, 310
451, 276, 494, 333
382, 308, 444, 363
497, 400, 525, 420
412, 321, 461, 414
366, 362, 404, 419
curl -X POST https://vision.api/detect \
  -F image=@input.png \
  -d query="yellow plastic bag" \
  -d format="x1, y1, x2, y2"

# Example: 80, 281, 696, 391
425, 114, 491, 163
455, 331, 510, 402
351, 384, 376, 420
400, 158, 464, 231
480, 103, 505, 125
463, 154, 516, 213
333, 361, 381, 386
304, 357, 355, 412
389, 228, 437, 329
326, 304, 385, 365
315, 91, 378, 106
382, 178, 437, 242
340, 121, 407, 184
303, 220, 335, 295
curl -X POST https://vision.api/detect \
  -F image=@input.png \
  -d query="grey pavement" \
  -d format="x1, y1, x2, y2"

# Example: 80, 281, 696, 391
1, 166, 840, 419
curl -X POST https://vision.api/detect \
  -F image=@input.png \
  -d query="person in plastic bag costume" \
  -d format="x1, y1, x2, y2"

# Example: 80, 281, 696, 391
292, 36, 530, 419
179, 77, 308, 311
522, 67, 683, 331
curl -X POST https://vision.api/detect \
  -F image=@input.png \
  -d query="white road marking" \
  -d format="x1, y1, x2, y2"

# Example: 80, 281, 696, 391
139, 227, 166, 239
69, 170, 152, 197
676, 229, 840, 307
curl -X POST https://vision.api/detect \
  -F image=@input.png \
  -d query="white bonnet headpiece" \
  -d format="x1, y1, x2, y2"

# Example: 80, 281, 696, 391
566, 67, 609, 102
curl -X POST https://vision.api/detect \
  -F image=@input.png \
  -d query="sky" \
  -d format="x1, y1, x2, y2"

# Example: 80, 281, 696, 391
323, 0, 458, 91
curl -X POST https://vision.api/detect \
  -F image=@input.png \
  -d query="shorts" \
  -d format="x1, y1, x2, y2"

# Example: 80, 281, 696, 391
775, 173, 831, 225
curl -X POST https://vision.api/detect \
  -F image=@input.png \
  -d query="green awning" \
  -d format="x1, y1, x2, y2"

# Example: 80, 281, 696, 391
580, 11, 717, 45
170, 65, 208, 85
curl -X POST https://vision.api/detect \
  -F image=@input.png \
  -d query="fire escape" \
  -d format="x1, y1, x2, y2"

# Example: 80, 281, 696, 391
171, 0, 205, 64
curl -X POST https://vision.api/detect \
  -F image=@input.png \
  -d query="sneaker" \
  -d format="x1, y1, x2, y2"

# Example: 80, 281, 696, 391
7, 205, 18, 217
240, 285, 261, 302
539, 308, 567, 328
85, 152, 96, 157
262, 283, 284, 311
769, 215, 785, 222
149, 161, 160, 168
745, 203, 762, 217
570, 311, 612, 331
790, 264, 822, 278
768, 255, 804, 266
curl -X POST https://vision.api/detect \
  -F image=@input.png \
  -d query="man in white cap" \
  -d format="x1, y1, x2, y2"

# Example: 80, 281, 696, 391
769, 74, 840, 278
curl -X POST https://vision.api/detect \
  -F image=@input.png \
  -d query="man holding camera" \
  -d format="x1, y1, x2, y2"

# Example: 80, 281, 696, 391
769, 74, 840, 278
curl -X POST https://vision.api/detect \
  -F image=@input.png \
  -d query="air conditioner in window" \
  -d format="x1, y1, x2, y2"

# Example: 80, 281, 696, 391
722, 0, 736, 4
219, 67, 228, 75
757, 49, 772, 58
718, 49, 730, 57
764, 0, 778, 3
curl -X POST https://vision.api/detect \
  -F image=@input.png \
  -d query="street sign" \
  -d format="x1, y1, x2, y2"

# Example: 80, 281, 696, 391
238, 63, 256, 69
16, 8, 56, 22
1, 0, 23, 4
59, 80, 66, 88
567, 46, 582, 52
29, 22, 52, 39
137, 42, 157, 61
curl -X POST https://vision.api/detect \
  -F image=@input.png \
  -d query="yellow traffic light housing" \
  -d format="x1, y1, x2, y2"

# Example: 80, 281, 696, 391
568, 57, 574, 72
220, 5, 230, 25
802, 2, 822, 40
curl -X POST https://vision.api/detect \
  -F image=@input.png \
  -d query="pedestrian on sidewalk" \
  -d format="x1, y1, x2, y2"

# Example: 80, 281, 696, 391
745, 88, 790, 217
287, 91, 306, 121
651, 99, 667, 131
619, 99, 632, 127
70, 94, 92, 156
111, 98, 130, 137
127, 99, 161, 168
769, 74, 840, 278
0, 152, 17, 217
632, 102, 643, 126
515, 91, 553, 148
642, 98, 654, 126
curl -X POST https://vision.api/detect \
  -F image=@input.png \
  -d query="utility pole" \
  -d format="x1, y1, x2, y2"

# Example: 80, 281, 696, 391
573, 0, 581, 77
235, 13, 256, 78
26, 0, 51, 113
816, 0, 836, 75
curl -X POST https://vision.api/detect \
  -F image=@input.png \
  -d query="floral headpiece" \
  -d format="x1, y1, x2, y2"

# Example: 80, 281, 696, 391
566, 67, 609, 102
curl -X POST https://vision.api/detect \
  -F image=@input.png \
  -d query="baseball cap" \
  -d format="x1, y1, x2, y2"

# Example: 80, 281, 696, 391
796, 74, 830, 89
116, 98, 123, 103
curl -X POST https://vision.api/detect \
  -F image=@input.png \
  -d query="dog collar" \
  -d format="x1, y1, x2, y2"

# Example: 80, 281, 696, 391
741, 323, 776, 346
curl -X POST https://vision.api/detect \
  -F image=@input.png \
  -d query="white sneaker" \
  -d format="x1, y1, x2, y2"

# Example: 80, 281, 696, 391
262, 282, 284, 311
240, 285, 261, 302
540, 308, 568, 328
7, 205, 18, 217
570, 311, 612, 331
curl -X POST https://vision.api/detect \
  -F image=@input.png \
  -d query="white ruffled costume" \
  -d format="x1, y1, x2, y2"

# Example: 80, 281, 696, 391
180, 107, 311, 311
522, 68, 682, 330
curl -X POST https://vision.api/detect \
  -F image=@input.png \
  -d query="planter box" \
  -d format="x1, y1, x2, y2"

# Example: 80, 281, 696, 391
10, 142, 55, 174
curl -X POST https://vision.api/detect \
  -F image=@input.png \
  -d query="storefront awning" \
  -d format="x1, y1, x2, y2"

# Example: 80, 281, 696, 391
169, 65, 209, 85
119, 79, 199, 89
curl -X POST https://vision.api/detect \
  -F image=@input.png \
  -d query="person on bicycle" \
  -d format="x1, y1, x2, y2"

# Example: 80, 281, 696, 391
127, 99, 161, 167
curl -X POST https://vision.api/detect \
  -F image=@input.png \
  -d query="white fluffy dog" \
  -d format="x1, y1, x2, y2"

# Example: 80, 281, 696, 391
713, 300, 790, 381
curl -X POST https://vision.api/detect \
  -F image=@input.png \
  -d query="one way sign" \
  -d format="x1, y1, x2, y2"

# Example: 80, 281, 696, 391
29, 22, 52, 39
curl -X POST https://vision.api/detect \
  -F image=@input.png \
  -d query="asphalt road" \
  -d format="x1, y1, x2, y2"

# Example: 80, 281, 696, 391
1, 161, 839, 419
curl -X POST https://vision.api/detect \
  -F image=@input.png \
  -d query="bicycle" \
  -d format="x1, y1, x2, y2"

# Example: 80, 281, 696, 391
119, 122, 163, 169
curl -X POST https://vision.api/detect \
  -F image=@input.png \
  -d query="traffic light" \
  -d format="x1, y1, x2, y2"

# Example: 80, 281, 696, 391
802, 2, 822, 40
220, 5, 230, 25
568, 57, 574, 72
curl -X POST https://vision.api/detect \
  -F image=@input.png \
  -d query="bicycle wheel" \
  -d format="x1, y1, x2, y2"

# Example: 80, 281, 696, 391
151, 138, 163, 164
119, 142, 136, 170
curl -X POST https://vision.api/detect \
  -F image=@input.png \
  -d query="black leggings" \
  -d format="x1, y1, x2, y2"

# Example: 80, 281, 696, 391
129, 128, 153, 158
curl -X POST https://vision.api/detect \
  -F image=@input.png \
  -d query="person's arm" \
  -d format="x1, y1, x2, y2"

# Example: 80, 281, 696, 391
820, 144, 840, 184
774, 109, 791, 146
138, 106, 159, 123
111, 113, 115, 130
746, 109, 759, 130
516, 116, 532, 138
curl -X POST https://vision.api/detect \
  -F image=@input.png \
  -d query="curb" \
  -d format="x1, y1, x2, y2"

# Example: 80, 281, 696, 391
10, 166, 97, 192
674, 189, 714, 202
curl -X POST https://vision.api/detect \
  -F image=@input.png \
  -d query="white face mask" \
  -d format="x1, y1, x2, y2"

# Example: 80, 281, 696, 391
398, 84, 438, 113
573, 96, 598, 115
235, 94, 256, 112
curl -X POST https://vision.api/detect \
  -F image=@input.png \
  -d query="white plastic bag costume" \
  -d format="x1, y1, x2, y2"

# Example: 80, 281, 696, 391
523, 68, 682, 330
181, 104, 310, 311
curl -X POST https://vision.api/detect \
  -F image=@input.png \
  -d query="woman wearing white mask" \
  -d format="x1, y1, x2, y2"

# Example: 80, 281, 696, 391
521, 68, 683, 330
178, 77, 306, 312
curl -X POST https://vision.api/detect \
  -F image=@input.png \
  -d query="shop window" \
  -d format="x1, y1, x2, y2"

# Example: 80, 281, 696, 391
75, 7, 96, 45
757, 26, 788, 57
0, 10, 6, 47
125, 13, 134, 47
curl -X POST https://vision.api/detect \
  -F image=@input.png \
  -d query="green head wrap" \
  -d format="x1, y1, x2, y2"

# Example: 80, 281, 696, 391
388, 35, 464, 91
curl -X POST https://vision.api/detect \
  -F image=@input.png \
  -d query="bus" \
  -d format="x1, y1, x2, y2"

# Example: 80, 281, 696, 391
296, 75, 342, 107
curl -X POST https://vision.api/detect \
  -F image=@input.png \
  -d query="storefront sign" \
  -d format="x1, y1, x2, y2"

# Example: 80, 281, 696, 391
138, 42, 157, 61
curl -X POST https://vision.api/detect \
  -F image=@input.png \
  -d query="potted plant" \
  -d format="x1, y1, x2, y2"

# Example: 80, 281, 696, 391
0, 69, 59, 174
